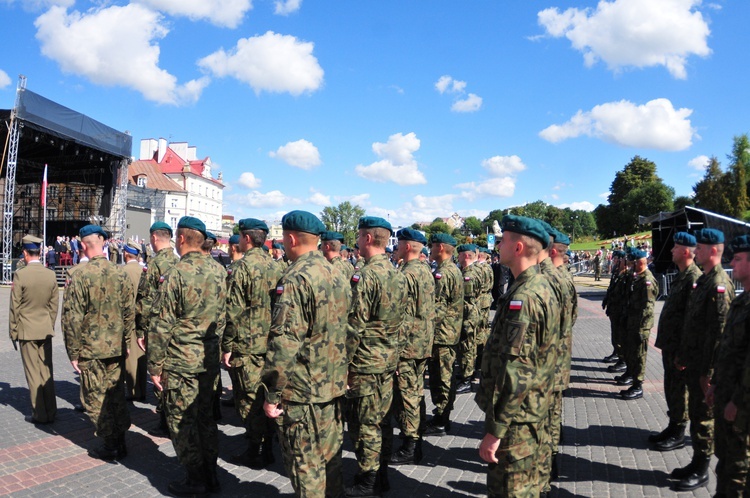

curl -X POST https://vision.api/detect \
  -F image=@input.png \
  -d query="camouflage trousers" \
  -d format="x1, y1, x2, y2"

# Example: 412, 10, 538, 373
540, 390, 563, 493
79, 357, 131, 440
661, 349, 688, 426
714, 411, 750, 498
231, 353, 270, 445
275, 398, 344, 498
487, 422, 544, 498
428, 344, 457, 417
458, 324, 478, 380
393, 358, 428, 439
686, 372, 714, 458
609, 313, 625, 358
624, 328, 649, 382
163, 369, 219, 470
347, 371, 395, 473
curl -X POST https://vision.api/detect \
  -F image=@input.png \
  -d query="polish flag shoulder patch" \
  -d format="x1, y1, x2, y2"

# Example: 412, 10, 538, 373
692, 283, 698, 289
276, 285, 284, 295
646, 280, 652, 287
434, 272, 442, 280
351, 274, 361, 283
509, 300, 523, 311
158, 275, 166, 284
142, 266, 148, 272
717, 285, 726, 293
464, 276, 471, 281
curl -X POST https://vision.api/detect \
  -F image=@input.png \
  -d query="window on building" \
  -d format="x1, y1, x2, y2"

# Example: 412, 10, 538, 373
171, 217, 178, 227
137, 176, 147, 187
171, 198, 178, 208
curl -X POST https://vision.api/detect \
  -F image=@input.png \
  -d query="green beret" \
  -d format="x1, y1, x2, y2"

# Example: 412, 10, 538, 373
321, 231, 345, 242
552, 229, 570, 246
421, 247, 430, 257
206, 232, 217, 242
228, 234, 240, 245
261, 244, 269, 252
397, 227, 427, 245
358, 216, 393, 235
79, 224, 108, 240
385, 246, 393, 254
430, 232, 457, 246
729, 234, 750, 254
282, 210, 326, 235
150, 221, 173, 236
695, 228, 724, 244
673, 232, 696, 247
272, 242, 284, 250
21, 235, 43, 250
633, 248, 649, 259
239, 218, 269, 232
538, 220, 556, 241
501, 215, 549, 249
457, 243, 477, 253
177, 216, 207, 238
341, 245, 349, 251
123, 240, 141, 255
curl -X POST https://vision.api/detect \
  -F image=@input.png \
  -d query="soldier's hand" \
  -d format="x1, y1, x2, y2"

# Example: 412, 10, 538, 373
725, 401, 738, 422
479, 433, 500, 464
151, 374, 163, 392
71, 360, 80, 374
136, 337, 146, 352
264, 401, 283, 419
222, 352, 232, 370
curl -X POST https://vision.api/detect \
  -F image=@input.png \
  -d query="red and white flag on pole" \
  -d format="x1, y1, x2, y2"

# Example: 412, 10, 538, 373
41, 164, 48, 207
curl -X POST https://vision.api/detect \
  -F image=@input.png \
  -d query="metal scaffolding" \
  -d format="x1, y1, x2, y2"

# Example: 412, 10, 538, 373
2, 75, 26, 284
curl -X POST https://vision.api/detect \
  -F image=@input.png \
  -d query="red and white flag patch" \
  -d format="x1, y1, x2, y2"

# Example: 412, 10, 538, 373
276, 285, 284, 295
646, 281, 652, 286
717, 286, 726, 293
693, 283, 698, 289
464, 276, 471, 281
509, 300, 523, 311
434, 273, 442, 280
352, 275, 361, 283
158, 275, 166, 284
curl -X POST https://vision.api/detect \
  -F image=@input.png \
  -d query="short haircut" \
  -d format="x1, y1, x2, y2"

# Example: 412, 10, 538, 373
325, 240, 342, 252
24, 248, 40, 257
290, 230, 320, 246
507, 232, 541, 257
406, 240, 423, 255
361, 227, 390, 248
201, 238, 215, 252
241, 229, 267, 248
552, 242, 568, 254
177, 228, 206, 248
151, 229, 172, 241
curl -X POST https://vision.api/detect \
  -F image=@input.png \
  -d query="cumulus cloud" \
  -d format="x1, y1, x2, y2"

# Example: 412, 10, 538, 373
558, 201, 596, 211
401, 195, 456, 223
233, 190, 300, 208
539, 98, 696, 151
335, 193, 371, 206
688, 155, 710, 170
481, 155, 527, 176
538, 0, 711, 79
307, 190, 330, 206
435, 75, 482, 113
0, 69, 11, 89
238, 171, 261, 188
274, 0, 301, 15
435, 75, 466, 94
355, 132, 427, 186
456, 177, 518, 201
198, 31, 323, 96
269, 139, 321, 169
451, 93, 482, 113
135, 0, 252, 28
35, 4, 209, 105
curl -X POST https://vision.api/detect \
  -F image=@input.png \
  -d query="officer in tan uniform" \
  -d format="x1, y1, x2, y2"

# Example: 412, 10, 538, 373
122, 240, 147, 400
10, 235, 59, 424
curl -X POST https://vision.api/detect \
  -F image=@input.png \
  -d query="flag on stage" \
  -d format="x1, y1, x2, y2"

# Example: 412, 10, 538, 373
41, 164, 48, 208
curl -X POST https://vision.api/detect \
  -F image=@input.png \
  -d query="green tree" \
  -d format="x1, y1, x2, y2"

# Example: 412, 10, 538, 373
320, 201, 366, 246
673, 195, 694, 211
425, 218, 451, 237
727, 134, 750, 217
693, 157, 734, 216
482, 209, 504, 233
621, 182, 675, 232
463, 216, 483, 236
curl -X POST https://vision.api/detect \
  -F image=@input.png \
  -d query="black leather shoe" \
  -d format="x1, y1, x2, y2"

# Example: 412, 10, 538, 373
615, 375, 633, 386
648, 423, 675, 443
89, 440, 121, 461
608, 361, 627, 373
620, 384, 643, 400
674, 456, 710, 491
148, 424, 170, 438
74, 403, 85, 412
602, 352, 619, 363
24, 416, 52, 425
220, 396, 235, 407
423, 423, 447, 437
455, 380, 472, 394
656, 434, 685, 451
670, 461, 696, 479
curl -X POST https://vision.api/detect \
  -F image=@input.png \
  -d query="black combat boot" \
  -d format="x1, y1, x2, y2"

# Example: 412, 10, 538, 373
229, 442, 261, 468
117, 434, 128, 459
670, 455, 698, 479
455, 378, 472, 394
607, 360, 627, 373
615, 374, 633, 386
620, 382, 643, 400
648, 421, 676, 443
204, 457, 221, 493
345, 470, 380, 497
260, 436, 275, 467
655, 424, 686, 451
168, 466, 208, 497
148, 411, 170, 438
423, 413, 448, 437
602, 351, 619, 363
89, 438, 120, 461
391, 438, 419, 465
675, 454, 710, 491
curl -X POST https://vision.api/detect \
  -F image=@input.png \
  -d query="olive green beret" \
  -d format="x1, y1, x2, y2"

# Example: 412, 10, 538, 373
358, 216, 393, 235
150, 221, 172, 236
282, 210, 326, 235
457, 243, 477, 253
501, 215, 548, 249
673, 232, 696, 247
431, 232, 457, 246
79, 224, 108, 240
177, 216, 207, 238
321, 231, 345, 242
239, 218, 269, 232
729, 234, 750, 254
228, 234, 240, 245
397, 227, 427, 245
695, 228, 724, 244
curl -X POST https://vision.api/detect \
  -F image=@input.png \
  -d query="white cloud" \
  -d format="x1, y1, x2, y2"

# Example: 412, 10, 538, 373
550, 194, 559, 200
335, 193, 371, 206
688, 154, 710, 170
35, 5, 209, 105
0, 69, 10, 89
238, 171, 261, 188
451, 93, 482, 113
198, 31, 323, 96
355, 132, 427, 185
538, 0, 711, 79
274, 0, 301, 15
539, 98, 696, 151
599, 192, 609, 198
269, 139, 321, 169
558, 201, 596, 211
233, 190, 300, 208
135, 0, 252, 28
401, 194, 456, 223
456, 177, 518, 201
481, 155, 527, 176
307, 190, 330, 206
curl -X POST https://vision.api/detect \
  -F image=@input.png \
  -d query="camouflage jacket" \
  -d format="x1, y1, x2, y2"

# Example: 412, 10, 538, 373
62, 255, 134, 361
461, 263, 483, 333
147, 251, 227, 376
433, 258, 464, 346
135, 247, 179, 339
654, 263, 701, 352
554, 263, 578, 390
712, 291, 750, 409
331, 255, 355, 281
680, 264, 734, 377
626, 268, 658, 333
262, 250, 351, 404
476, 264, 560, 438
478, 262, 494, 311
347, 253, 408, 374
222, 247, 283, 356
399, 259, 436, 360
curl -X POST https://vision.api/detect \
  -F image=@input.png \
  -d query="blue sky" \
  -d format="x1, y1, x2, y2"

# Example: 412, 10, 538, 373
1, 0, 747, 227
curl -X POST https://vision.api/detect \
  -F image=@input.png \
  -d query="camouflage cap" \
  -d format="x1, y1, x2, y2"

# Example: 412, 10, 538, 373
238, 218, 269, 232
695, 228, 724, 245
673, 231, 696, 247
79, 224, 108, 240
430, 232, 457, 246
123, 239, 141, 255
150, 221, 173, 236
396, 227, 428, 245
358, 216, 393, 235
321, 231, 345, 242
228, 234, 240, 245
457, 243, 477, 253
177, 216, 207, 238
501, 215, 549, 249
729, 234, 750, 254
282, 210, 325, 235
21, 234, 43, 250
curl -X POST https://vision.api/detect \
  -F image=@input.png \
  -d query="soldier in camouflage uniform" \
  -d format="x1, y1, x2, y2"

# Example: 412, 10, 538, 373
673, 228, 734, 491
705, 234, 750, 498
424, 232, 464, 437
389, 228, 436, 466
620, 249, 658, 400
650, 232, 701, 450
62, 225, 134, 461
148, 217, 227, 496
474, 248, 494, 375
271, 241, 289, 272
612, 252, 637, 384
322, 231, 355, 280
602, 251, 626, 368
455, 244, 483, 394
476, 215, 560, 497
262, 210, 351, 498
222, 218, 282, 469
345, 216, 407, 497
135, 221, 179, 437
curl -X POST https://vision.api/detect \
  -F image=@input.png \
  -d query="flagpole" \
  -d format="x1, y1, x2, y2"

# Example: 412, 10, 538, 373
42, 164, 47, 267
